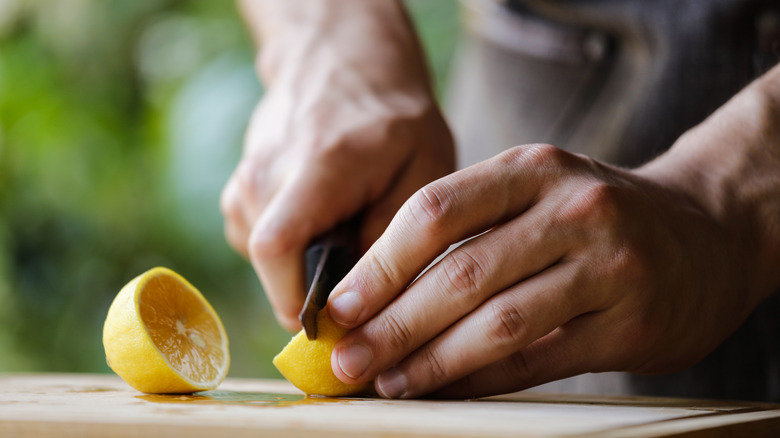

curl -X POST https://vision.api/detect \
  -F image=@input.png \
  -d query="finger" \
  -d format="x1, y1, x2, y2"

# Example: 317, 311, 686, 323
248, 164, 368, 330
235, 156, 273, 222
220, 176, 251, 257
328, 144, 575, 328
371, 260, 603, 398
225, 220, 249, 258
250, 230, 305, 332
430, 313, 606, 399
359, 137, 454, 252
331, 200, 570, 383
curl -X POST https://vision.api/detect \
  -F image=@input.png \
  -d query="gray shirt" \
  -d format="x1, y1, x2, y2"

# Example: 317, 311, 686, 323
446, 0, 780, 401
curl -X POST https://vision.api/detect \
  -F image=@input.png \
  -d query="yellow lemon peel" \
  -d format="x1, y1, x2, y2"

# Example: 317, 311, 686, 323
103, 267, 230, 394
273, 310, 370, 396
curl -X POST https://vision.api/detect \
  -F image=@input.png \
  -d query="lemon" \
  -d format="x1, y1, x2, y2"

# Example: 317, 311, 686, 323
103, 267, 230, 394
273, 310, 370, 396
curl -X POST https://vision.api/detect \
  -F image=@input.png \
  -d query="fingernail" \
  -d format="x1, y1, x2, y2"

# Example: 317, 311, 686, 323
329, 292, 363, 326
337, 344, 372, 379
377, 367, 408, 399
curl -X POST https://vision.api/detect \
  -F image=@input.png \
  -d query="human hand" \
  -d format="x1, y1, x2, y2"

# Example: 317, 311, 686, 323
220, 45, 454, 331
326, 139, 771, 399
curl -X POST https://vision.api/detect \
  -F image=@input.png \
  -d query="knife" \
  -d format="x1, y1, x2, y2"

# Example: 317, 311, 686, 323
299, 216, 361, 340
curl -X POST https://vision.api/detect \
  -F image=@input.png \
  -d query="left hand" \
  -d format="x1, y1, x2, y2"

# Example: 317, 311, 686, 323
324, 141, 767, 399
221, 0, 455, 332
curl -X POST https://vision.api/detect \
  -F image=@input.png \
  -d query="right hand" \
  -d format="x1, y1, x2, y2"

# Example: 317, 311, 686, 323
220, 45, 455, 331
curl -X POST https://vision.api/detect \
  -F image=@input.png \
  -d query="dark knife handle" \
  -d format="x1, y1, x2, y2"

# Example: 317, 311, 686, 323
304, 216, 361, 308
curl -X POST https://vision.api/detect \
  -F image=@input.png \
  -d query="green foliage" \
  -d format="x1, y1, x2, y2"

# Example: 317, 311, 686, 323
405, 0, 460, 98
0, 0, 458, 377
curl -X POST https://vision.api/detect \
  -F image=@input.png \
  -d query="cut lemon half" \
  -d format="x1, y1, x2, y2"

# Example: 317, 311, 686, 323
273, 309, 370, 396
103, 267, 230, 394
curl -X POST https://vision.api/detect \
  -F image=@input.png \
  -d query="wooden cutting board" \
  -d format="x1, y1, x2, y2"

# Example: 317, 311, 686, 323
2, 374, 780, 437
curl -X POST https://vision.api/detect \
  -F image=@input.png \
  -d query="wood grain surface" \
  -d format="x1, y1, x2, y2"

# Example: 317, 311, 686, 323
2, 374, 780, 437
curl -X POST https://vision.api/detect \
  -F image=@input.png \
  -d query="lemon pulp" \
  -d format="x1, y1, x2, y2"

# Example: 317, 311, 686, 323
103, 267, 230, 394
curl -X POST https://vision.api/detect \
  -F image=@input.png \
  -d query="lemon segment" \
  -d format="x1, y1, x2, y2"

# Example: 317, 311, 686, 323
103, 267, 230, 394
273, 310, 370, 396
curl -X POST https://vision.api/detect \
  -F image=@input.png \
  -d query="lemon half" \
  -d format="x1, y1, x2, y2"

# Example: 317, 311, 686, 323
273, 310, 370, 396
103, 267, 230, 394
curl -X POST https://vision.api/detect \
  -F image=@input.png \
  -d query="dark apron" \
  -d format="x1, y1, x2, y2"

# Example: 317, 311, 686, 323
446, 0, 780, 401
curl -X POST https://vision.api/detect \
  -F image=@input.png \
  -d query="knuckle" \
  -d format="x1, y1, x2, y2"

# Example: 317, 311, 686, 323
404, 182, 455, 234
486, 302, 530, 348
306, 133, 355, 164
608, 243, 652, 288
369, 251, 405, 289
440, 249, 486, 300
417, 348, 449, 384
248, 226, 298, 260
524, 143, 566, 167
236, 159, 259, 190
219, 180, 242, 219
583, 180, 622, 210
562, 181, 623, 226
219, 192, 237, 219
379, 311, 416, 352
224, 225, 247, 255
502, 143, 568, 171
307, 136, 337, 160
521, 217, 552, 249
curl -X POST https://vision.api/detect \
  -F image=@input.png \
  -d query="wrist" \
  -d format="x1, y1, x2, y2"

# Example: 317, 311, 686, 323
637, 64, 780, 302
244, 0, 431, 94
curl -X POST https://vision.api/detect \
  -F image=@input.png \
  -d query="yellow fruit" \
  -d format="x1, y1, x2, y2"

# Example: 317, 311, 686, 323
273, 310, 370, 396
103, 267, 230, 394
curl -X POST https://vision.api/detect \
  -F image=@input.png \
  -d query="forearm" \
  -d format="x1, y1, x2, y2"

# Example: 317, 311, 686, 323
239, 0, 432, 93
638, 63, 780, 302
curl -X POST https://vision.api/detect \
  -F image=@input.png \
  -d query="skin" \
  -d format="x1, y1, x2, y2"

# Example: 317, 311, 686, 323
329, 70, 780, 398
223, 0, 454, 331
228, 0, 780, 398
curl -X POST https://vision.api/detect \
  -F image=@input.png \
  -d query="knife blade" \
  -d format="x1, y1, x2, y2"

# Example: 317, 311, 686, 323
299, 216, 361, 340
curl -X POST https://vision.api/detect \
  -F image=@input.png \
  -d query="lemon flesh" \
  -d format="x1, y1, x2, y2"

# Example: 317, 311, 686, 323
273, 310, 370, 396
103, 267, 230, 394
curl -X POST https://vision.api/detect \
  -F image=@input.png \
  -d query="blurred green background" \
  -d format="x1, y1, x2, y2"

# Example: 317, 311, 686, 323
0, 0, 459, 378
